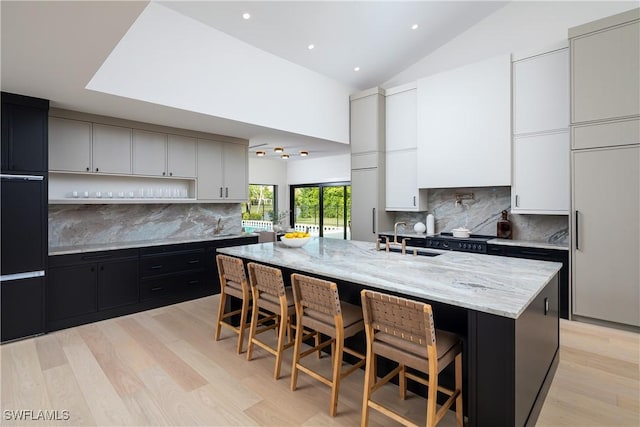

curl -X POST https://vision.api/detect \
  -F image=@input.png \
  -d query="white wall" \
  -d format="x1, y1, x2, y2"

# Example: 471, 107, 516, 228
248, 157, 288, 214
286, 154, 351, 186
87, 2, 351, 145
384, 1, 638, 87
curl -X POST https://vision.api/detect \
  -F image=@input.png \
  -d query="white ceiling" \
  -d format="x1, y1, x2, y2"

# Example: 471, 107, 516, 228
0, 1, 509, 160
160, 1, 508, 90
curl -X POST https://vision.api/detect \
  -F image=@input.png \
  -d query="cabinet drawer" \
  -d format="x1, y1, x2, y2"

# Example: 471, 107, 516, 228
140, 249, 207, 278
49, 249, 138, 267
140, 271, 208, 301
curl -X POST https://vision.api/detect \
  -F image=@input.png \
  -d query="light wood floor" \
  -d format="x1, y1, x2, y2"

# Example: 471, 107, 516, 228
1, 295, 638, 426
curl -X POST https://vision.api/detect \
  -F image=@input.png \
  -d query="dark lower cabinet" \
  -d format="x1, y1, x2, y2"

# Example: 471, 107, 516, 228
98, 258, 138, 310
1, 277, 44, 342
48, 264, 98, 322
46, 236, 258, 332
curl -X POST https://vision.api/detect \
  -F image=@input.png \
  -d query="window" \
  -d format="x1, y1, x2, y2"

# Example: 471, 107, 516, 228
290, 182, 351, 239
242, 184, 277, 230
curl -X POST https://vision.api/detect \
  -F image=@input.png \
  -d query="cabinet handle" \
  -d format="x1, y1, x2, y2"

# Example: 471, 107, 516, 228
188, 280, 200, 285
413, 196, 416, 206
95, 168, 99, 172
151, 265, 163, 270
372, 208, 376, 234
575, 210, 580, 251
151, 286, 164, 292
162, 172, 166, 176
544, 297, 549, 315
86, 167, 90, 172
220, 187, 223, 198
187, 260, 200, 265
169, 172, 173, 176
515, 194, 519, 208
82, 254, 112, 260
520, 250, 547, 257
225, 187, 229, 198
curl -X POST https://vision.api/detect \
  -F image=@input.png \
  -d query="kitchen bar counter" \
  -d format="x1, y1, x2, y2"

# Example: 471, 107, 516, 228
49, 232, 257, 256
219, 238, 560, 427
218, 238, 561, 319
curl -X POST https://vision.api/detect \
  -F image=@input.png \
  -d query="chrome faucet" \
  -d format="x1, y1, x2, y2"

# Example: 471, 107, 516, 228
393, 222, 406, 244
214, 218, 223, 234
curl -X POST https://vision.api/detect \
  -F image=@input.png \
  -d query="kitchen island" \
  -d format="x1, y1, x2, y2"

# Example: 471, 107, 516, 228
218, 238, 562, 427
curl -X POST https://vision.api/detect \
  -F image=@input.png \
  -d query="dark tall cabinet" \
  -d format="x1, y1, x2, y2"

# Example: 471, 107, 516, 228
1, 92, 49, 342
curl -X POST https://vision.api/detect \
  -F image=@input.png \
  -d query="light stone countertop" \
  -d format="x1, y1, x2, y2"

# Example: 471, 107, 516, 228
49, 233, 257, 256
486, 238, 568, 251
218, 238, 562, 319
380, 231, 568, 251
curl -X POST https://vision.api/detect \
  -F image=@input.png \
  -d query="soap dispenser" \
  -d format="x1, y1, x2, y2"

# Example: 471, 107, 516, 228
497, 210, 512, 239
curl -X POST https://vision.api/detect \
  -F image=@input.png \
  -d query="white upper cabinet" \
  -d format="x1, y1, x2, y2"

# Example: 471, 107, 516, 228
49, 117, 92, 173
512, 132, 569, 213
417, 55, 511, 188
92, 124, 132, 175
167, 135, 196, 178
385, 84, 417, 151
196, 139, 247, 201
571, 19, 640, 123
384, 84, 427, 211
511, 48, 570, 214
350, 89, 385, 154
132, 129, 167, 177
513, 49, 569, 135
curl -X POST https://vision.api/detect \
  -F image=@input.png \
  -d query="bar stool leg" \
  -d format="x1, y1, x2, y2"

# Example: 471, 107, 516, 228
246, 293, 260, 362
290, 311, 304, 391
214, 291, 226, 341
455, 353, 463, 427
361, 351, 374, 427
426, 368, 438, 427
237, 292, 249, 354
273, 303, 288, 379
399, 364, 407, 399
329, 329, 344, 416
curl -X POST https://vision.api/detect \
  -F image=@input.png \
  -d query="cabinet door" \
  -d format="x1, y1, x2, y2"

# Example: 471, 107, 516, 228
92, 124, 132, 174
48, 264, 98, 321
385, 87, 417, 151
512, 132, 569, 214
573, 146, 639, 326
417, 55, 511, 188
49, 117, 92, 172
572, 20, 639, 123
98, 258, 139, 310
196, 139, 223, 200
513, 48, 569, 134
1, 277, 44, 342
132, 129, 166, 176
351, 168, 378, 242
0, 177, 45, 275
386, 150, 418, 211
223, 142, 248, 200
1, 103, 48, 173
167, 134, 196, 178
350, 93, 384, 154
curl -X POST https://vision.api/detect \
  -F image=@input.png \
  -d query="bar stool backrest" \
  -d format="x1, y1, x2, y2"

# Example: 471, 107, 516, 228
217, 254, 248, 289
247, 262, 286, 297
361, 290, 436, 348
291, 274, 342, 316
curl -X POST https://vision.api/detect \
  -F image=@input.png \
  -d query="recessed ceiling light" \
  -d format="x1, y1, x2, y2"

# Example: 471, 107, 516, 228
299, 150, 309, 156
354, 66, 360, 72
411, 24, 419, 30
308, 44, 315, 50
242, 12, 251, 20
256, 150, 265, 156
281, 153, 290, 159
274, 147, 284, 153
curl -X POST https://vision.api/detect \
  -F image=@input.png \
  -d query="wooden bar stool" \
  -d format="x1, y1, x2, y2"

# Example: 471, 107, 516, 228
214, 254, 253, 354
360, 290, 463, 427
290, 273, 366, 417
246, 262, 296, 380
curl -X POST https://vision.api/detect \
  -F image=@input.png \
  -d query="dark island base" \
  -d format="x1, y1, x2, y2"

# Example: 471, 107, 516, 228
226, 257, 559, 427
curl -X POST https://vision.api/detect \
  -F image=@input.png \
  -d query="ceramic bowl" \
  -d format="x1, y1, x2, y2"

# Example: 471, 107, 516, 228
280, 236, 311, 248
452, 227, 471, 238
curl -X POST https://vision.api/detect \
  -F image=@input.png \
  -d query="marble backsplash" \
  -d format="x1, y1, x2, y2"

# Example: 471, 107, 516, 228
394, 187, 568, 244
49, 203, 242, 248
